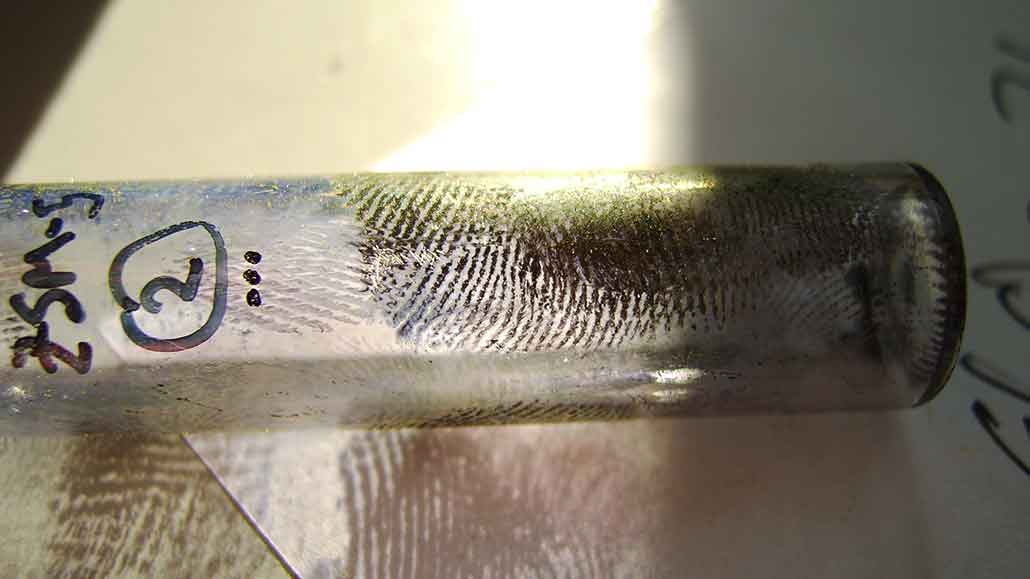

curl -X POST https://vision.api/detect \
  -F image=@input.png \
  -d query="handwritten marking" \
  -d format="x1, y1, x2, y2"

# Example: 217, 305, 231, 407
971, 401, 1030, 477
109, 221, 228, 353
961, 354, 1030, 403
992, 37, 1030, 123
9, 192, 103, 373
242, 269, 262, 285
139, 258, 204, 315
11, 321, 92, 375
31, 192, 104, 219
242, 250, 263, 305
971, 261, 1030, 330
45, 218, 63, 238
22, 232, 77, 289
10, 289, 85, 326
246, 288, 262, 307
966, 43, 1030, 478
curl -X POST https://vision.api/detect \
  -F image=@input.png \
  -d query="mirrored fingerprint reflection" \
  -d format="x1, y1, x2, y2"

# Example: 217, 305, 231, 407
187, 411, 928, 578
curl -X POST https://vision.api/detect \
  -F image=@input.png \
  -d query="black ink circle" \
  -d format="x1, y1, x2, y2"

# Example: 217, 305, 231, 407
242, 269, 262, 285
109, 221, 228, 352
246, 288, 262, 307
244, 250, 262, 264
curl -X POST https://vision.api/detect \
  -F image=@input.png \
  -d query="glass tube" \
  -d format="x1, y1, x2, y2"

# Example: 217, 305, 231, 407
0, 163, 965, 433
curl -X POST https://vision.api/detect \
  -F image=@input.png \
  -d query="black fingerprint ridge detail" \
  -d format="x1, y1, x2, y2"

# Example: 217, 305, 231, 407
907, 164, 966, 405
342, 170, 899, 355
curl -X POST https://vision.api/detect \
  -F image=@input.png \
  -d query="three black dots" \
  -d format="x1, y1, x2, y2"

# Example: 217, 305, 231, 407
243, 251, 263, 307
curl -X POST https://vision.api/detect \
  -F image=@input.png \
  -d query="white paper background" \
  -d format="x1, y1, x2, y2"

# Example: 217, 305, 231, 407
9, 1, 1029, 577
